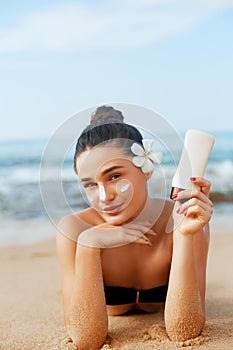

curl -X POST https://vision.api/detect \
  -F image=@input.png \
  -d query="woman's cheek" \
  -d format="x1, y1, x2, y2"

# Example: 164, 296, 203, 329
83, 179, 134, 211
85, 188, 98, 206
116, 179, 134, 206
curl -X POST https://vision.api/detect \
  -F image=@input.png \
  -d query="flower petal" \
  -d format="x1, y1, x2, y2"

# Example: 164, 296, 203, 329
141, 159, 154, 173
149, 151, 163, 164
142, 139, 153, 153
131, 143, 145, 156
132, 156, 145, 167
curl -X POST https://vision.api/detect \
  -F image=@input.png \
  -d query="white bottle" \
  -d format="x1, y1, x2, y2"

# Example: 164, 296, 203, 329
170, 129, 215, 199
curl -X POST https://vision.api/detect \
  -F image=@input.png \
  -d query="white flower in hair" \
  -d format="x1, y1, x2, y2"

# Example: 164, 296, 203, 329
131, 139, 162, 173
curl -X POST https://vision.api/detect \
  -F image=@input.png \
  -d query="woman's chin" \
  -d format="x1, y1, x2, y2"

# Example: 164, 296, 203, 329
101, 212, 128, 226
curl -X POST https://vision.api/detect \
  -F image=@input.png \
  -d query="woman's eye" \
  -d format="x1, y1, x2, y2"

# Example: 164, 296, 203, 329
83, 182, 96, 189
110, 174, 120, 181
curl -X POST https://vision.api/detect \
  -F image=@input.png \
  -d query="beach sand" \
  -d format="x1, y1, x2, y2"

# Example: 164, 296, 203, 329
0, 222, 233, 350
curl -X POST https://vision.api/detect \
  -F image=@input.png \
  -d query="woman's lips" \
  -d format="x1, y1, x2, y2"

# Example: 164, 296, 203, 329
102, 203, 123, 214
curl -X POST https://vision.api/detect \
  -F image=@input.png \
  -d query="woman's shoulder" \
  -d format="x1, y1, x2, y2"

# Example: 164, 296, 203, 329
57, 207, 101, 242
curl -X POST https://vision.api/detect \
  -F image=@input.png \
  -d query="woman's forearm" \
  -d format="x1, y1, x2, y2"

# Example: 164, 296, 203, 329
66, 246, 108, 350
164, 231, 205, 341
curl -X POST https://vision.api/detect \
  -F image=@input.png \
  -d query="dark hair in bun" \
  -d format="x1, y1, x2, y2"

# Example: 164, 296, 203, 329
74, 105, 143, 173
90, 105, 124, 124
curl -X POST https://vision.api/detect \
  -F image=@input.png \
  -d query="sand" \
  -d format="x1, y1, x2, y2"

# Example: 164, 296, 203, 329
0, 222, 233, 349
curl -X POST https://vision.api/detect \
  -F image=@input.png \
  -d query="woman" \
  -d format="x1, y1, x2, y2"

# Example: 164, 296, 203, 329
56, 106, 213, 349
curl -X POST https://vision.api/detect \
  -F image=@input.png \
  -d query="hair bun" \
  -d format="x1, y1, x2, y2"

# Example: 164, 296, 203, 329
90, 105, 124, 125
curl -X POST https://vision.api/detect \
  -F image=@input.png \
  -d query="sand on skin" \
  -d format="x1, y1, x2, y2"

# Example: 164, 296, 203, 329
0, 224, 233, 350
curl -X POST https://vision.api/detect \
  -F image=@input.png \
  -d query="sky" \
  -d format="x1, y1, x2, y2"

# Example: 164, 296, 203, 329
0, 0, 233, 140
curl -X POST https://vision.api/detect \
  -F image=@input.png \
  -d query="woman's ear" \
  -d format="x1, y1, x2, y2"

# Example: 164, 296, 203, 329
145, 171, 153, 181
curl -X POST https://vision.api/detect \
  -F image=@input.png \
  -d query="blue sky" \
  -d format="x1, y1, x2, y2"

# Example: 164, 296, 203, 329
0, 0, 233, 140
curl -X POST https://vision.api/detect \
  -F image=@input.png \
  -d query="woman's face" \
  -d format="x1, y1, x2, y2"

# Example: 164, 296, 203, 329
76, 145, 149, 225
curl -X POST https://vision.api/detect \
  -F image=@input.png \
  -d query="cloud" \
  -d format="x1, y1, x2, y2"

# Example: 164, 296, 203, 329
0, 0, 233, 54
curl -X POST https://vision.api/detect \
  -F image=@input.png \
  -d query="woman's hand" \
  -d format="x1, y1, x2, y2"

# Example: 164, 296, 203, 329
172, 177, 213, 235
77, 221, 156, 248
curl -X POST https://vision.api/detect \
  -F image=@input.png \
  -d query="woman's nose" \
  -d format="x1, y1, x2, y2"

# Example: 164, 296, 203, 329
99, 184, 114, 202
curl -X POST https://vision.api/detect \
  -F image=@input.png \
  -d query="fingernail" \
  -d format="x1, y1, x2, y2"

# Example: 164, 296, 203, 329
172, 194, 178, 199
190, 177, 196, 181
176, 208, 180, 214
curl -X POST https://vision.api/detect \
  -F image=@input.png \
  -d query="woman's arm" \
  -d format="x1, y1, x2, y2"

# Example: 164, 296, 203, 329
164, 177, 212, 341
56, 213, 154, 348
56, 216, 108, 350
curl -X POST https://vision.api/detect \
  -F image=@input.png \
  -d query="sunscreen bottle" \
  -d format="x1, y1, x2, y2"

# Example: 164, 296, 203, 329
170, 129, 215, 199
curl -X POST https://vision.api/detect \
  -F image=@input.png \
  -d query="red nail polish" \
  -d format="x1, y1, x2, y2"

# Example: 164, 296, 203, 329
172, 194, 178, 199
190, 177, 196, 181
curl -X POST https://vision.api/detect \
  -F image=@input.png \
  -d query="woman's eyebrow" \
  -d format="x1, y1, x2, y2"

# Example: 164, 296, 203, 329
101, 165, 125, 176
80, 177, 93, 182
80, 165, 125, 182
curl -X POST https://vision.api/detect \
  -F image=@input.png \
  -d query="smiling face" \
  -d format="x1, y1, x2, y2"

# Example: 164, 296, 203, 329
76, 144, 149, 225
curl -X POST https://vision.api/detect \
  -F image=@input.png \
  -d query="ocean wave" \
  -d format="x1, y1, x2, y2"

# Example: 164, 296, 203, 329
1, 136, 233, 220
1, 159, 232, 185
0, 178, 232, 222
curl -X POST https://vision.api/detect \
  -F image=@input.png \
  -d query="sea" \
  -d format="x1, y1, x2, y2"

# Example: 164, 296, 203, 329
0, 131, 232, 245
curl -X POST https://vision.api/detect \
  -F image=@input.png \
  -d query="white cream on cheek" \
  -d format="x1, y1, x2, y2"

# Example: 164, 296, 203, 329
120, 183, 130, 193
116, 180, 132, 196
99, 184, 106, 201
87, 181, 132, 206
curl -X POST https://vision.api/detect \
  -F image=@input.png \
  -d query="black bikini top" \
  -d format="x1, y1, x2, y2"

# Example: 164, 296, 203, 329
104, 284, 168, 305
